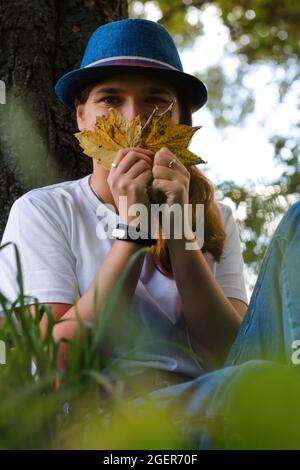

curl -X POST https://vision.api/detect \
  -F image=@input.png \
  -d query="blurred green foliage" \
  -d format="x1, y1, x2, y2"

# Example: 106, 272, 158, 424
1, 242, 300, 449
0, 242, 199, 449
216, 0, 300, 64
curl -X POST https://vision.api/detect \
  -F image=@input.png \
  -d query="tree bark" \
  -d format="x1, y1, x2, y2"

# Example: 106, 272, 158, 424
0, 0, 128, 237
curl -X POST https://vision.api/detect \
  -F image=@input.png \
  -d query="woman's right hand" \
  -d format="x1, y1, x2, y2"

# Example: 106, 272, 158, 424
107, 147, 154, 226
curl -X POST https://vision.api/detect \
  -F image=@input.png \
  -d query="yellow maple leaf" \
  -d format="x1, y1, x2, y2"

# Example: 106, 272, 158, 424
74, 102, 206, 169
74, 108, 142, 170
139, 103, 205, 165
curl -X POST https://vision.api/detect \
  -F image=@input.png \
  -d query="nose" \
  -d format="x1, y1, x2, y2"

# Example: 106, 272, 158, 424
121, 99, 149, 126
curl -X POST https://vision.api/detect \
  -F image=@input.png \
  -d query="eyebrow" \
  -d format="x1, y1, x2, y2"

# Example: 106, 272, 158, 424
92, 86, 175, 96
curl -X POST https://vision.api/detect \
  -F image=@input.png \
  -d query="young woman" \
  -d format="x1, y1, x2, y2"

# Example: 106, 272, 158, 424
0, 18, 299, 447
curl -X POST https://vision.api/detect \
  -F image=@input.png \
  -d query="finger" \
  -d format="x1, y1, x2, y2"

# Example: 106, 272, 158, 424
125, 159, 152, 180
111, 147, 132, 168
117, 150, 153, 174
114, 147, 154, 166
132, 147, 155, 156
151, 178, 174, 192
134, 168, 153, 185
152, 165, 174, 181
154, 148, 180, 166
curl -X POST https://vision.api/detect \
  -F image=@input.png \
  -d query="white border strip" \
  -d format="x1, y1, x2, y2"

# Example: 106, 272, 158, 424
84, 55, 179, 71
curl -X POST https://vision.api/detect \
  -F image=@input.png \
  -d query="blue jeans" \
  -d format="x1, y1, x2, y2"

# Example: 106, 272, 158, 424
225, 198, 300, 366
131, 199, 300, 448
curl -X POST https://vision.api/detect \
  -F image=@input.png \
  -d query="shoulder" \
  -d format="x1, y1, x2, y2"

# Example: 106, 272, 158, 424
216, 201, 234, 226
215, 201, 242, 243
10, 176, 89, 219
6, 176, 89, 236
216, 201, 233, 216
16, 176, 86, 207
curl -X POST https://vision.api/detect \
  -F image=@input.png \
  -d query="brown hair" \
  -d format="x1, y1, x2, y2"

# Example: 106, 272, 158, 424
75, 81, 227, 279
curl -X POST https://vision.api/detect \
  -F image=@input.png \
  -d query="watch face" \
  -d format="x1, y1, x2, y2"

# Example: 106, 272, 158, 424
113, 228, 126, 238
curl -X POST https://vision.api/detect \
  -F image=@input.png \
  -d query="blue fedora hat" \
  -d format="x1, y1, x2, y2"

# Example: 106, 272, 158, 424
54, 18, 207, 112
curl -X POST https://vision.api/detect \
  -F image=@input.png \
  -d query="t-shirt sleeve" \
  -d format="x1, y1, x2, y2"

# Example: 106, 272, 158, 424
0, 195, 79, 313
215, 203, 248, 305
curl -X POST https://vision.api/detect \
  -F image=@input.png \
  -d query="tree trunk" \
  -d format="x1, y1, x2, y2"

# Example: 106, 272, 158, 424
0, 0, 128, 237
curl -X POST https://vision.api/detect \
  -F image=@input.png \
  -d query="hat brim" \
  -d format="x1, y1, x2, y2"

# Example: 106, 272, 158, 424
54, 65, 207, 113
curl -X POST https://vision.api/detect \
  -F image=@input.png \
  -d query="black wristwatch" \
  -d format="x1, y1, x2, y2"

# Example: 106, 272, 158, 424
112, 223, 157, 247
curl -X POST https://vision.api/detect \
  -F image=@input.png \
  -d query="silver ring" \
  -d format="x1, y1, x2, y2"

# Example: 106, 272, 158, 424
168, 159, 176, 168
111, 162, 118, 169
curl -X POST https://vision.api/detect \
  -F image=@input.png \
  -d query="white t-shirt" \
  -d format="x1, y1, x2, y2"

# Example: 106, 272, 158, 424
0, 174, 248, 378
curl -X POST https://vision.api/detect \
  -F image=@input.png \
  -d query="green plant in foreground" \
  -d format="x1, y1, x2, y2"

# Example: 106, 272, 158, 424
1, 241, 300, 449
0, 241, 201, 449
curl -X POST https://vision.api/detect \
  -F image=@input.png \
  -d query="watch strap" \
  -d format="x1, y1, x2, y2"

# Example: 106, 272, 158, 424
112, 223, 157, 247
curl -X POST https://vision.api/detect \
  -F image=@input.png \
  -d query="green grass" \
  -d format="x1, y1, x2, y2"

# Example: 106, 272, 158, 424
1, 241, 300, 449
0, 241, 202, 449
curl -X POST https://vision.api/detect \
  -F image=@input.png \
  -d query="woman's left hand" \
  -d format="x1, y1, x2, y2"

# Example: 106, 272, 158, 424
148, 147, 190, 207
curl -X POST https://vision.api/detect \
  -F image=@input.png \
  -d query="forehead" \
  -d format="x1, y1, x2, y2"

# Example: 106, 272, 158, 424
88, 72, 178, 96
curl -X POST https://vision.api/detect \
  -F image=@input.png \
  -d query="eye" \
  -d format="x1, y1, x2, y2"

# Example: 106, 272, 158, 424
96, 96, 121, 106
